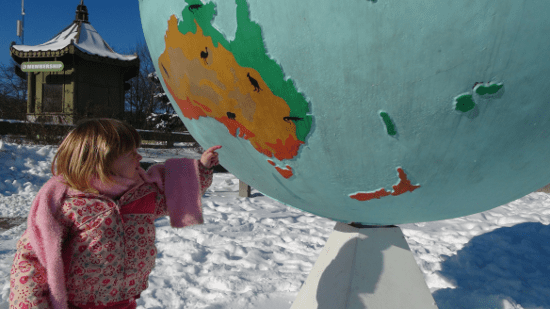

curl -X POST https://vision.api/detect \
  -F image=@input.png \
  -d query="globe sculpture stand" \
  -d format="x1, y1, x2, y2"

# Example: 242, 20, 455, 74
291, 223, 437, 309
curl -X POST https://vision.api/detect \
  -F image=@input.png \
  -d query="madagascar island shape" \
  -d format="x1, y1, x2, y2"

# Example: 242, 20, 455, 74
158, 0, 312, 177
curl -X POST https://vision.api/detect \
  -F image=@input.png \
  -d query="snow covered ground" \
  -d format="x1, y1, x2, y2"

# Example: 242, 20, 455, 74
0, 140, 549, 309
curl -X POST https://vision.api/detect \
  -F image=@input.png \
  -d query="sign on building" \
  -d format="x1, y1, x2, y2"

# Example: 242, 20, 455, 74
21, 61, 64, 72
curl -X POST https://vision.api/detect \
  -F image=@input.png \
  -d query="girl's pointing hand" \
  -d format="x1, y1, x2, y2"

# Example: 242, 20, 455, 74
200, 145, 222, 169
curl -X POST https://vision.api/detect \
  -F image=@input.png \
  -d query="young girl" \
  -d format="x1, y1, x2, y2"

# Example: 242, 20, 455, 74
9, 118, 221, 309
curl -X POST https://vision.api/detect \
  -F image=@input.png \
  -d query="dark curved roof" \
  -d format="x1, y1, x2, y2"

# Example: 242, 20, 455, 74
10, 1, 138, 66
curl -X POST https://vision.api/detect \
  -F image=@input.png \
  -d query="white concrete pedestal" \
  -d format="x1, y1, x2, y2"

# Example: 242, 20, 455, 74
291, 222, 438, 309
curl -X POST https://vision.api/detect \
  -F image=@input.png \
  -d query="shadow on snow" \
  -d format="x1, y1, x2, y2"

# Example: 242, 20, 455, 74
434, 222, 550, 309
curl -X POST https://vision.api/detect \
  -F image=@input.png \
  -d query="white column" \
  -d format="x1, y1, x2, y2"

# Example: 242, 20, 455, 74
292, 222, 438, 309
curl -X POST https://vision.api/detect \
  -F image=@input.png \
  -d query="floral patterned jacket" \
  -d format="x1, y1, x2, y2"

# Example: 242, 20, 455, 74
9, 162, 213, 309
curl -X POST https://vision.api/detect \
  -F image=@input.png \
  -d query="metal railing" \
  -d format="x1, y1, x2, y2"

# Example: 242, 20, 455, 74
0, 120, 196, 147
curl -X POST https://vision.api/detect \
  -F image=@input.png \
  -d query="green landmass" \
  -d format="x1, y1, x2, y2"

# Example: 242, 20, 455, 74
455, 94, 476, 112
179, 0, 312, 142
475, 83, 503, 96
379, 112, 397, 136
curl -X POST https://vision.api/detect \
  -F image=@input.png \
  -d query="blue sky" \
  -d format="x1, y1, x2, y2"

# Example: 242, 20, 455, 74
1, 0, 145, 66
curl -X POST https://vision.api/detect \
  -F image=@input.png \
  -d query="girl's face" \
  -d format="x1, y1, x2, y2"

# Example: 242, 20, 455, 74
111, 148, 143, 180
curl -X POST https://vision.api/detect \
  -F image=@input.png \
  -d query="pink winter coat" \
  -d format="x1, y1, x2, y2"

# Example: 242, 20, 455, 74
9, 159, 213, 309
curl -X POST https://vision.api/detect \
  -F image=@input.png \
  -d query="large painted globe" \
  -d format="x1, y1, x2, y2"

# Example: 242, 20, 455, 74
139, 0, 550, 225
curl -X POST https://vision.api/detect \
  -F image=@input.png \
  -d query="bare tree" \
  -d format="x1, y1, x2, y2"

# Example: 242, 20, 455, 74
123, 40, 185, 131
0, 61, 27, 120
124, 41, 162, 129
146, 71, 186, 132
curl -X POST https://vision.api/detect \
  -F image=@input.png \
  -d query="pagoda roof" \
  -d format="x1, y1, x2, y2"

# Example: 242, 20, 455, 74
10, 2, 138, 65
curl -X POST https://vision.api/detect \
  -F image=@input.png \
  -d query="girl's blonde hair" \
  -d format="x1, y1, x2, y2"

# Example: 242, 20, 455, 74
52, 118, 141, 192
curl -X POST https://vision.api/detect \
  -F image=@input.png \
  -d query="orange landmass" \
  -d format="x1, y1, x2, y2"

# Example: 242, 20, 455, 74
193, 100, 212, 113
164, 83, 207, 120
350, 168, 420, 201
159, 15, 304, 165
215, 116, 256, 140
265, 135, 305, 161
275, 165, 294, 179
268, 159, 293, 178
253, 142, 274, 158
392, 168, 421, 195
349, 188, 392, 201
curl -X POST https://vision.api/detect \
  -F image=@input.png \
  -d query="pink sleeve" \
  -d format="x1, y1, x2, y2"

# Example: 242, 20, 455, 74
198, 162, 214, 196
146, 158, 204, 228
26, 176, 69, 309
10, 232, 51, 309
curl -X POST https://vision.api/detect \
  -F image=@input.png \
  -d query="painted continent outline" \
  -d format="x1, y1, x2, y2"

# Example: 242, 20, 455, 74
158, 0, 312, 178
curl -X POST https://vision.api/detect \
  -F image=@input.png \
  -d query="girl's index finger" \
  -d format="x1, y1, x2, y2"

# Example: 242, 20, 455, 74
207, 145, 222, 153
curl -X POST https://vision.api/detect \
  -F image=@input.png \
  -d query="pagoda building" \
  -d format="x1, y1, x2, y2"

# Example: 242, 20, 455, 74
10, 1, 139, 124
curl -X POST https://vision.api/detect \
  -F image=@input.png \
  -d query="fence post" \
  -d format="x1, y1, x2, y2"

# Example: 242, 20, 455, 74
239, 180, 251, 197
166, 136, 174, 148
